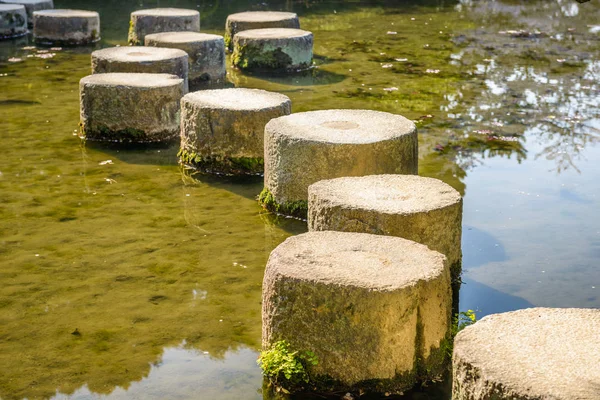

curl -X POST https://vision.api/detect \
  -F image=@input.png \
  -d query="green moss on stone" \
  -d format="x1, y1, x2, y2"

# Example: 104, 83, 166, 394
232, 43, 307, 72
224, 32, 232, 51
258, 188, 308, 220
178, 148, 263, 176
81, 124, 175, 143
127, 20, 140, 45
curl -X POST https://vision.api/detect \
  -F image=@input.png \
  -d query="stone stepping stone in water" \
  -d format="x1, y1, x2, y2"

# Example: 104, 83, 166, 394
225, 11, 299, 51
33, 9, 99, 45
262, 231, 452, 393
0, 4, 27, 39
308, 175, 463, 282
79, 73, 184, 143
91, 46, 189, 92
0, 0, 53, 28
453, 307, 600, 400
128, 8, 200, 46
180, 88, 291, 175
232, 28, 313, 72
145, 31, 226, 91
261, 109, 418, 218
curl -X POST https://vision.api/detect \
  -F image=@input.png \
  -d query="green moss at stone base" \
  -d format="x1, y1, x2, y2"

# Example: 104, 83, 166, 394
127, 20, 140, 45
81, 124, 176, 143
178, 148, 264, 176
224, 32, 232, 51
232, 44, 309, 72
258, 188, 308, 220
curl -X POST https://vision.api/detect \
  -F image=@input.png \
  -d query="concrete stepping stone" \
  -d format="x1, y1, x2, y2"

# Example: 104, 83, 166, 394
453, 307, 600, 400
232, 28, 313, 71
128, 8, 200, 46
180, 88, 291, 175
91, 46, 189, 92
225, 11, 299, 50
261, 109, 418, 218
145, 31, 226, 91
263, 231, 452, 392
0, 0, 53, 28
33, 9, 99, 45
0, 4, 27, 39
79, 73, 184, 143
308, 175, 463, 280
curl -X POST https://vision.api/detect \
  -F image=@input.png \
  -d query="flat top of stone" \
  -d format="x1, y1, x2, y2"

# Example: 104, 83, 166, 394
455, 307, 600, 399
268, 231, 446, 291
183, 88, 290, 111
310, 175, 461, 214
0, 3, 25, 11
92, 46, 188, 62
145, 31, 222, 44
34, 9, 98, 17
267, 109, 416, 144
236, 28, 311, 40
131, 8, 199, 17
80, 73, 182, 88
227, 11, 298, 22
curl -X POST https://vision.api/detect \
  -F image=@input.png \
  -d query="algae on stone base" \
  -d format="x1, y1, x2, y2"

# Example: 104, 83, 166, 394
258, 188, 308, 219
178, 148, 264, 175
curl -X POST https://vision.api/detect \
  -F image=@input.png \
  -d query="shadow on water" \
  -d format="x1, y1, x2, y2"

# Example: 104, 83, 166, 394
459, 278, 534, 319
84, 140, 180, 166
229, 65, 347, 89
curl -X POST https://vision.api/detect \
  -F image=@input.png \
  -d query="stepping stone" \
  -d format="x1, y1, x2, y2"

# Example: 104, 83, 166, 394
145, 31, 226, 91
180, 88, 291, 175
33, 9, 99, 45
225, 11, 299, 50
0, 4, 27, 39
263, 231, 452, 392
0, 0, 53, 28
261, 109, 418, 218
232, 28, 313, 71
128, 8, 200, 45
79, 73, 184, 143
308, 175, 463, 280
91, 46, 189, 92
453, 307, 600, 400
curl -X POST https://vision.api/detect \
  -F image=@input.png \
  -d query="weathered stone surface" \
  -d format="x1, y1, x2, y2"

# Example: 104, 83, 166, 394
33, 9, 99, 45
263, 231, 451, 391
225, 11, 299, 50
180, 88, 291, 175
128, 8, 199, 45
263, 109, 418, 217
79, 73, 184, 143
91, 46, 189, 92
453, 307, 600, 400
0, 0, 53, 28
232, 28, 313, 71
0, 4, 27, 39
308, 175, 463, 280
145, 31, 226, 91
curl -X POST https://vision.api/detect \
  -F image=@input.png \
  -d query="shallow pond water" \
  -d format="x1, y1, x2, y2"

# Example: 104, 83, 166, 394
1, 0, 599, 399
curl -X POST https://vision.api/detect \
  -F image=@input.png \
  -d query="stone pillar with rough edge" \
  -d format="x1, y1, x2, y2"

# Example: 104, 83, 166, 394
145, 32, 226, 91
0, 0, 53, 28
80, 73, 184, 143
308, 175, 463, 282
0, 4, 27, 39
128, 8, 200, 46
91, 46, 189, 92
261, 109, 418, 218
33, 9, 99, 45
180, 88, 291, 175
232, 28, 313, 71
453, 308, 600, 400
263, 231, 452, 393
225, 11, 299, 50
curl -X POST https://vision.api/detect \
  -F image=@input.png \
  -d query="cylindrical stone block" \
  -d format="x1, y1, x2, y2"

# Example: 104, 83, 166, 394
33, 9, 99, 45
261, 109, 418, 218
80, 73, 184, 143
225, 11, 299, 50
91, 46, 189, 92
308, 175, 463, 280
180, 88, 291, 175
0, 0, 53, 28
263, 231, 452, 392
145, 31, 226, 91
232, 28, 313, 71
128, 8, 200, 46
453, 308, 600, 400
0, 4, 27, 39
